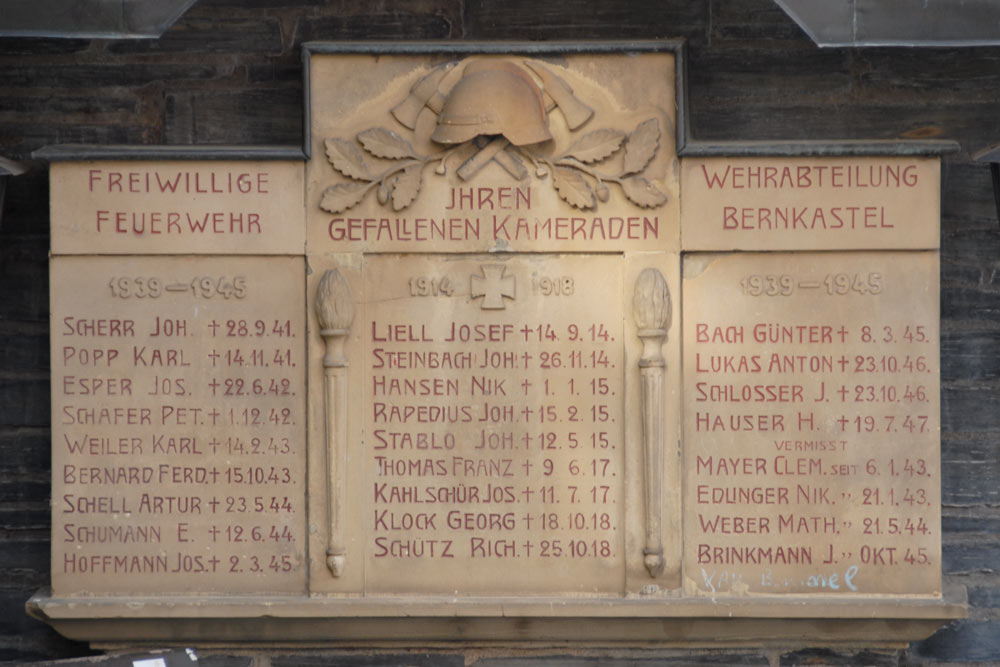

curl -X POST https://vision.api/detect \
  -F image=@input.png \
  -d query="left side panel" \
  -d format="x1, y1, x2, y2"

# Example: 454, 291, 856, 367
48, 159, 309, 596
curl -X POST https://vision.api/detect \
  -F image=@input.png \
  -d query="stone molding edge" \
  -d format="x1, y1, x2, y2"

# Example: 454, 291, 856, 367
26, 585, 968, 647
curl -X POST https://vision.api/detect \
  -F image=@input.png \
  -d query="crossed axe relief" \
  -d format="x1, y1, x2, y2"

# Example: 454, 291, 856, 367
390, 60, 594, 180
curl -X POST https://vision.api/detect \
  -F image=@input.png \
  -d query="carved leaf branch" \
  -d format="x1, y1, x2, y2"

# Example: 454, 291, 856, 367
543, 118, 669, 210
357, 128, 416, 160
320, 182, 368, 214
320, 128, 439, 214
392, 164, 423, 210
325, 138, 372, 181
621, 176, 668, 209
622, 119, 660, 176
319, 117, 669, 213
552, 166, 596, 209
562, 129, 626, 164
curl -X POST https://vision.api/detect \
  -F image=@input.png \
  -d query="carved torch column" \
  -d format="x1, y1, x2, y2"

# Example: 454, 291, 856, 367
315, 269, 354, 577
633, 268, 671, 577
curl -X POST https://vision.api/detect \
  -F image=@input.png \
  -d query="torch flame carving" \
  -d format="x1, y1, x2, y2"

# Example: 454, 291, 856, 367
315, 269, 354, 576
633, 268, 671, 577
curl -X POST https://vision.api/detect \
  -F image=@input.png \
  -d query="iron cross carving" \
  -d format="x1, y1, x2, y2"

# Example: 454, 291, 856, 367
470, 264, 515, 309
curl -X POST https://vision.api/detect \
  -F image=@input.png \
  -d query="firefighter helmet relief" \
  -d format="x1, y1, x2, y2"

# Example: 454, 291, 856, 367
431, 61, 552, 147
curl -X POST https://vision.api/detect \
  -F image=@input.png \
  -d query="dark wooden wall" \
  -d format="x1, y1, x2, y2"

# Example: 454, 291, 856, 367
1, 0, 998, 663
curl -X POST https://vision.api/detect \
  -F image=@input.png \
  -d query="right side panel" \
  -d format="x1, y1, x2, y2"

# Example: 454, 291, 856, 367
681, 156, 942, 596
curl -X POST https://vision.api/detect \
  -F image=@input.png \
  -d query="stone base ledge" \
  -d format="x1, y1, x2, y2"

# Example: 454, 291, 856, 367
28, 584, 967, 649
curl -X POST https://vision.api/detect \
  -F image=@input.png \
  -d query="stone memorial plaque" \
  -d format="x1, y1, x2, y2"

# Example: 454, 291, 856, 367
682, 251, 940, 595
51, 255, 307, 595
681, 157, 940, 251
361, 253, 626, 594
32, 43, 963, 647
305, 253, 682, 595
303, 47, 682, 595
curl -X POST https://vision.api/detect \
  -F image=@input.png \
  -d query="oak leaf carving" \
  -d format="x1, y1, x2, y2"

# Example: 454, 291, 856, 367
319, 182, 368, 214
325, 138, 371, 180
622, 119, 660, 176
391, 164, 422, 211
358, 128, 416, 160
563, 129, 625, 164
552, 166, 596, 210
621, 176, 669, 208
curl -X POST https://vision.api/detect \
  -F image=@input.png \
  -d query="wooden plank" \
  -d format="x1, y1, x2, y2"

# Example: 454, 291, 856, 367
941, 330, 1000, 382
688, 47, 851, 102
710, 0, 816, 45
463, 0, 708, 43
856, 48, 1000, 101
297, 11, 456, 41
165, 89, 302, 144
107, 16, 283, 54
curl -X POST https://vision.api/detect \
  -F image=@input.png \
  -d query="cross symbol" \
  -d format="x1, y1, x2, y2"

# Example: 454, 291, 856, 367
470, 264, 515, 309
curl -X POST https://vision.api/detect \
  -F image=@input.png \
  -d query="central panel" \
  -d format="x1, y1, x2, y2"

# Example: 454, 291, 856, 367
362, 254, 625, 594
303, 46, 681, 598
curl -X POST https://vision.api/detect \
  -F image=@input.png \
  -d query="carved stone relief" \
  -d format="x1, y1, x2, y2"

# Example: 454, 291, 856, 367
315, 269, 354, 576
318, 58, 669, 215
633, 268, 671, 577
304, 50, 681, 594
